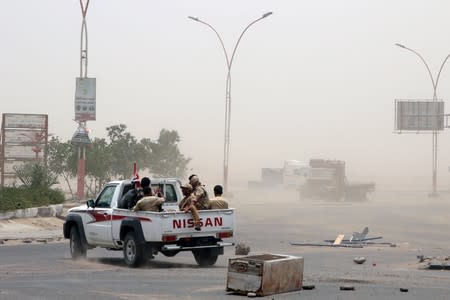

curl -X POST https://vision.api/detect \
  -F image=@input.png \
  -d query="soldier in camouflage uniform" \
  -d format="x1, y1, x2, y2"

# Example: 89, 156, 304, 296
179, 183, 201, 231
189, 175, 210, 210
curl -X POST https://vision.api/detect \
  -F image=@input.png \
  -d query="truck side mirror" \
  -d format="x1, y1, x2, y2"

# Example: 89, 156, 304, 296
86, 199, 95, 208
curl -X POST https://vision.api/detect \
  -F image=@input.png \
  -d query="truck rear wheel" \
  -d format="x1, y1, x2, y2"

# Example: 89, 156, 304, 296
123, 232, 145, 268
69, 226, 86, 259
193, 248, 218, 267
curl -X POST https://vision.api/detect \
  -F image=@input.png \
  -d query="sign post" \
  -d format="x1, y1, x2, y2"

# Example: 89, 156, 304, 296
72, 0, 94, 201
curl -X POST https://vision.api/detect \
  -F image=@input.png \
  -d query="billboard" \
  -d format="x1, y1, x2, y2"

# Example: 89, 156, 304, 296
3, 160, 26, 174
3, 129, 46, 144
395, 100, 444, 131
1, 114, 48, 186
75, 77, 96, 121
3, 114, 47, 129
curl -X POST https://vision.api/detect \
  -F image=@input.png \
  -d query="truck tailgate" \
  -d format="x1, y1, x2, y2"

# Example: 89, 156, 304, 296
132, 209, 235, 242
163, 209, 234, 235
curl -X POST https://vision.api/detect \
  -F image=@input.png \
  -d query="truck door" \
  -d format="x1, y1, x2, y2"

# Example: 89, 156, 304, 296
85, 184, 117, 246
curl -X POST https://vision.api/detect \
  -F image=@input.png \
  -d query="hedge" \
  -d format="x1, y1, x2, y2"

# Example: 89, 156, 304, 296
0, 187, 65, 212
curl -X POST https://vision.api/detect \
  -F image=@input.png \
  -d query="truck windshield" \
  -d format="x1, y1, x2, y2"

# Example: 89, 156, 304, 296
96, 184, 118, 208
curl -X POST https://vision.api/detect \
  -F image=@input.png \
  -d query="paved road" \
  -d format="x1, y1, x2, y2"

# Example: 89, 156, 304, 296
1, 189, 450, 299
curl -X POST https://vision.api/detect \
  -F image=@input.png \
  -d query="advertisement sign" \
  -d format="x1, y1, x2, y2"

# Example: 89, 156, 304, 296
75, 77, 96, 121
3, 129, 46, 144
1, 113, 48, 186
4, 145, 41, 159
3, 160, 26, 174
396, 100, 444, 131
3, 114, 47, 129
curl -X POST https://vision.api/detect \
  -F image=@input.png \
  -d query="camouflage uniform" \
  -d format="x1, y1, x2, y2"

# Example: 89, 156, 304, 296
179, 183, 201, 230
133, 196, 165, 212
191, 185, 210, 210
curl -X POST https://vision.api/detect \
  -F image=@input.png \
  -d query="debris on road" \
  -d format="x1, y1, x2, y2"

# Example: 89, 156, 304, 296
340, 285, 355, 291
302, 284, 315, 290
417, 255, 450, 270
227, 254, 303, 297
400, 288, 409, 292
291, 227, 394, 248
235, 242, 251, 255
290, 242, 363, 248
353, 257, 366, 264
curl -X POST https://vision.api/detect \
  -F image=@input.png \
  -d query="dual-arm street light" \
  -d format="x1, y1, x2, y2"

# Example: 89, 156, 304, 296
395, 43, 450, 196
189, 12, 273, 193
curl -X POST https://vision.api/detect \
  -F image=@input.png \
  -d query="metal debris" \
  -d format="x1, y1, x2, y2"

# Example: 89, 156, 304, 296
292, 227, 393, 248
302, 284, 315, 290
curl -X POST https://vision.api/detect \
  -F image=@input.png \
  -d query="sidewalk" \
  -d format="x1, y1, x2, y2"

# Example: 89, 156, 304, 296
0, 217, 65, 245
0, 201, 80, 245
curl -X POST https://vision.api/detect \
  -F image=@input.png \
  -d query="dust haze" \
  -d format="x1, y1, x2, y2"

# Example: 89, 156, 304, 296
2, 0, 450, 192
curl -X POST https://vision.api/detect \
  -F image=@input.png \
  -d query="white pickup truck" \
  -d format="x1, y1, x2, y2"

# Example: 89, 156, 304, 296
63, 178, 235, 267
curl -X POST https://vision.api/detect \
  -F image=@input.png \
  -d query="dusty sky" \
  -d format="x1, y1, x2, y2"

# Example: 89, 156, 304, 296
2, 0, 450, 190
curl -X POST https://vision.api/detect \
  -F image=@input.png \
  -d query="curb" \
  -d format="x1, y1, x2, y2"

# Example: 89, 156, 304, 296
0, 204, 64, 220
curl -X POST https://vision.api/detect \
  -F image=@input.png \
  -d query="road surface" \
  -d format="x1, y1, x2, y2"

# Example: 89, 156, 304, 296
1, 188, 450, 299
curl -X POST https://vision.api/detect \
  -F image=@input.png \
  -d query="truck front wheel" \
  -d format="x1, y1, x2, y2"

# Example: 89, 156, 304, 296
123, 232, 145, 268
192, 248, 219, 267
69, 226, 86, 259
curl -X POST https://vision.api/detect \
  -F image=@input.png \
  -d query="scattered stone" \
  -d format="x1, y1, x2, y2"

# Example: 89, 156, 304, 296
340, 285, 355, 291
22, 240, 32, 244
302, 284, 315, 290
0, 240, 4, 245
400, 288, 408, 293
353, 256, 366, 264
389, 243, 397, 247
235, 242, 250, 255
247, 292, 257, 297
36, 239, 48, 244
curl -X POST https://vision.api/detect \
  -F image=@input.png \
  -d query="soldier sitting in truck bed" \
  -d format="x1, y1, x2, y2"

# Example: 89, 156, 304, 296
209, 185, 228, 209
133, 184, 165, 212
179, 183, 201, 231
118, 177, 147, 209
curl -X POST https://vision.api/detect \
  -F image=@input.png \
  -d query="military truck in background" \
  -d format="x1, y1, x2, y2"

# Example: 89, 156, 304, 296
248, 160, 309, 189
249, 159, 375, 201
299, 159, 375, 201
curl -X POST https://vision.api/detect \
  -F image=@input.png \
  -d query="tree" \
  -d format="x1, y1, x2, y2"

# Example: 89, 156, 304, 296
47, 136, 77, 199
144, 129, 191, 178
14, 162, 58, 189
45, 125, 190, 198
85, 138, 114, 195
106, 124, 142, 179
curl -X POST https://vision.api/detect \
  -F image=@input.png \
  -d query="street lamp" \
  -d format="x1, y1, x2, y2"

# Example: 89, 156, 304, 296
395, 43, 450, 196
189, 12, 273, 193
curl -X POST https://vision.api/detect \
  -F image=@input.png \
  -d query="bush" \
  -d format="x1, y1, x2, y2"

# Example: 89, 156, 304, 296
0, 187, 65, 213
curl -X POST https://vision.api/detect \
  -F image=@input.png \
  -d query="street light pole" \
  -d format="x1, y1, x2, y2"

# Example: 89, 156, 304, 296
396, 43, 450, 197
76, 0, 90, 201
189, 12, 272, 193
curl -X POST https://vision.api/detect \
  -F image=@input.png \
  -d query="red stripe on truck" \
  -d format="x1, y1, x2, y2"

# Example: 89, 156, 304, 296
172, 217, 223, 229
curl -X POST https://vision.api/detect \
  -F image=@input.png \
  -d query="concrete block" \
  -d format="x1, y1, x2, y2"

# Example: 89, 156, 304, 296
37, 207, 54, 217
227, 254, 304, 296
14, 208, 38, 218
0, 211, 15, 220
51, 204, 64, 216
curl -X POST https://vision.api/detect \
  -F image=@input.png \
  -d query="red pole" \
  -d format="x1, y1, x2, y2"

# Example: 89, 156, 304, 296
77, 146, 85, 200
